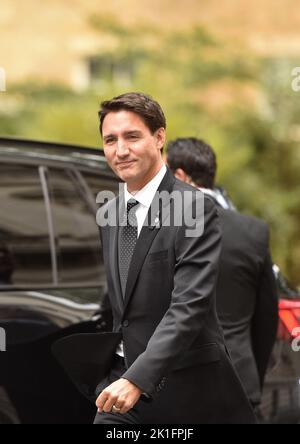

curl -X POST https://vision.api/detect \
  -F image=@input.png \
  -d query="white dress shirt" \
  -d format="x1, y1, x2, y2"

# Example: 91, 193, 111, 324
124, 164, 167, 236
199, 187, 230, 210
116, 164, 167, 358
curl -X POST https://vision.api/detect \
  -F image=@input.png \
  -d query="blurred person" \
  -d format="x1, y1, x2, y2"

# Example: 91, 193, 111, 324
166, 137, 278, 409
93, 93, 256, 424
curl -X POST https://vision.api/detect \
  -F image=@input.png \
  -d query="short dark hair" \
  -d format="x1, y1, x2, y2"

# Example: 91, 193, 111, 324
167, 138, 217, 189
98, 92, 166, 136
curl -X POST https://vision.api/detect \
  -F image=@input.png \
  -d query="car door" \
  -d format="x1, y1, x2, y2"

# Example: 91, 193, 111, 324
0, 158, 116, 423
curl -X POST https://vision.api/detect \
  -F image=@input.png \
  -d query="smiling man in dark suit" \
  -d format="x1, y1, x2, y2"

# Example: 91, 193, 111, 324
94, 93, 256, 424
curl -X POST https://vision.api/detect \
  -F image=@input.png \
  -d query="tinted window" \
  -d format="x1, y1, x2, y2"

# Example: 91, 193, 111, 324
81, 171, 119, 202
47, 168, 105, 285
0, 163, 52, 286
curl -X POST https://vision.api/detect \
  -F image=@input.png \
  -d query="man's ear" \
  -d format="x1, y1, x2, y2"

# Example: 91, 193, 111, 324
156, 128, 166, 152
174, 168, 189, 183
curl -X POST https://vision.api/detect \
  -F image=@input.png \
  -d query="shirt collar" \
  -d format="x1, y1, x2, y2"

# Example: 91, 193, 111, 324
124, 164, 167, 208
199, 187, 231, 210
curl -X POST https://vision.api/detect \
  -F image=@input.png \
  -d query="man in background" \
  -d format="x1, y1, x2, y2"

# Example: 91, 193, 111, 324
166, 137, 278, 409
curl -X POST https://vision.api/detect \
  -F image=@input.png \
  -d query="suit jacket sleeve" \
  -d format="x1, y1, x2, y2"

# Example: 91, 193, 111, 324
122, 196, 222, 397
251, 235, 279, 388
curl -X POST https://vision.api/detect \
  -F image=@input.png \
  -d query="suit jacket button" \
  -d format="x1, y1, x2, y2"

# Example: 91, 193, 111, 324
123, 320, 129, 328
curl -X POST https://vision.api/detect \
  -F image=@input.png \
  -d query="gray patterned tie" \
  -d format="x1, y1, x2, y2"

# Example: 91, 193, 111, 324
118, 198, 139, 297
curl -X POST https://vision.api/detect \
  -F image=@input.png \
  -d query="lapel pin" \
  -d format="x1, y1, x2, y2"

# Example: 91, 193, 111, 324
149, 212, 160, 230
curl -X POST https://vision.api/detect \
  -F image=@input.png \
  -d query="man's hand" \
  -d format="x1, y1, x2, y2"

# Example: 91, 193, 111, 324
96, 378, 143, 415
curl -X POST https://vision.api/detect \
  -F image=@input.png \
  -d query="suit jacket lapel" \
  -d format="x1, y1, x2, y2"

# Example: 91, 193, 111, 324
123, 168, 176, 311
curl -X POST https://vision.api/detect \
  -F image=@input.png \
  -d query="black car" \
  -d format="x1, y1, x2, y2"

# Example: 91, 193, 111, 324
260, 269, 300, 424
0, 137, 119, 424
0, 137, 299, 424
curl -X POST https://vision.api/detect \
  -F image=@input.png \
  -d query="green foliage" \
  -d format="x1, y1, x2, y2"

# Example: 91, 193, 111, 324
0, 19, 299, 286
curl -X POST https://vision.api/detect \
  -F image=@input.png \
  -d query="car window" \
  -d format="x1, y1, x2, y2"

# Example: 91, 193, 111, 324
0, 163, 52, 286
81, 171, 120, 202
47, 168, 105, 285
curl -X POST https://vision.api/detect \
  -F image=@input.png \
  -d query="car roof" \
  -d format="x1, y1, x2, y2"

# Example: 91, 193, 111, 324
0, 137, 112, 173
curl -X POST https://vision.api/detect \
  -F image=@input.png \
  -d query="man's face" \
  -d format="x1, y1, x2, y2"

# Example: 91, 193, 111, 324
102, 111, 165, 191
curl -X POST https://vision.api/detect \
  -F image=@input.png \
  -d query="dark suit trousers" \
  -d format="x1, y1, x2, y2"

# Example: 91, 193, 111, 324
94, 355, 142, 425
